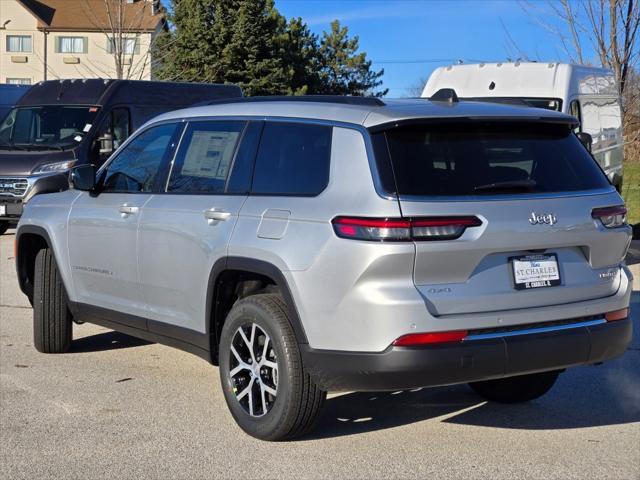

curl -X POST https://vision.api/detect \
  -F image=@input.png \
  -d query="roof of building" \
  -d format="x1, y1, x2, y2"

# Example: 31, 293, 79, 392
17, 0, 163, 32
151, 96, 578, 130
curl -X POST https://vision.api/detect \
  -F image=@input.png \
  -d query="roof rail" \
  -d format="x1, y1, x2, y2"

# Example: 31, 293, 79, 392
204, 95, 386, 107
430, 88, 459, 103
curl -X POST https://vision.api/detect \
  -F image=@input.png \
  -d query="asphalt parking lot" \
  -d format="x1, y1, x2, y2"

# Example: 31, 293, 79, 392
1, 229, 639, 480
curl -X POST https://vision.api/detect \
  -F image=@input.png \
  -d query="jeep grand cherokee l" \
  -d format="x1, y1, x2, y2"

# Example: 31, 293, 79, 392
15, 94, 633, 441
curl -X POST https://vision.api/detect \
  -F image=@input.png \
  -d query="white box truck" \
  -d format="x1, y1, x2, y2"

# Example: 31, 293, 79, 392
422, 62, 624, 190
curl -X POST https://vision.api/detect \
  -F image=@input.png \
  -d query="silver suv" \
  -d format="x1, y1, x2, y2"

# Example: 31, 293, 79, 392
15, 94, 633, 441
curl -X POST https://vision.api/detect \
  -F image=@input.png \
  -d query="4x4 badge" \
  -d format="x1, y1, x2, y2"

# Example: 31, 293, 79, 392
529, 212, 557, 225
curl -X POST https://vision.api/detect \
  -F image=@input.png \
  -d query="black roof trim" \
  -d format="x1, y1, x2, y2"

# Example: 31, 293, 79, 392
204, 95, 386, 107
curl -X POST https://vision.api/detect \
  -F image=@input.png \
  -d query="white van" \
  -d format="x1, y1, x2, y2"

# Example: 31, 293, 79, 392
422, 63, 624, 190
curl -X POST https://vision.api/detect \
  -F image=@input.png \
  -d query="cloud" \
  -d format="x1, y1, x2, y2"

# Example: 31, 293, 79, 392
303, 4, 422, 27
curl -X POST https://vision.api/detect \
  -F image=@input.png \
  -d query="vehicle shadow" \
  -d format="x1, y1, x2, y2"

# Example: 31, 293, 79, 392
71, 331, 151, 353
305, 354, 640, 440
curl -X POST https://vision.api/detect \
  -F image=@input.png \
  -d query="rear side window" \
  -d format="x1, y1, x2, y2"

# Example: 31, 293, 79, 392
168, 121, 244, 194
251, 122, 332, 196
373, 122, 610, 197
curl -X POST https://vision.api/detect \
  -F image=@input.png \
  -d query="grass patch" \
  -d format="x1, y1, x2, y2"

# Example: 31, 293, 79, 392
622, 162, 639, 227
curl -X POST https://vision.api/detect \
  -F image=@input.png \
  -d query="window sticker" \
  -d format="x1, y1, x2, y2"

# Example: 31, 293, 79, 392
181, 130, 240, 180
83, 124, 92, 132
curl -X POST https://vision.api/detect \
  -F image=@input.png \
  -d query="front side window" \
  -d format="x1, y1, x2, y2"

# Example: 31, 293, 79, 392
0, 106, 99, 150
570, 100, 582, 133
6, 35, 32, 52
56, 37, 87, 54
101, 123, 177, 193
251, 122, 332, 195
92, 107, 131, 165
168, 121, 244, 194
374, 122, 610, 197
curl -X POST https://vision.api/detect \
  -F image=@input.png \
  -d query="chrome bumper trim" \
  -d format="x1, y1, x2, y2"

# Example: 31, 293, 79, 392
464, 318, 607, 341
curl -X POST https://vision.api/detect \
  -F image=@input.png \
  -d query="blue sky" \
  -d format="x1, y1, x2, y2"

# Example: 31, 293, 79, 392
277, 0, 595, 96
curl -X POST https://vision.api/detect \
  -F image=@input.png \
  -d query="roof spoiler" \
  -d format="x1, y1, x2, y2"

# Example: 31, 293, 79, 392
430, 88, 459, 103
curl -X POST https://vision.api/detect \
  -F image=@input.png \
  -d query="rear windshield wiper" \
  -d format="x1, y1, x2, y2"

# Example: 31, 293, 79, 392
473, 179, 537, 193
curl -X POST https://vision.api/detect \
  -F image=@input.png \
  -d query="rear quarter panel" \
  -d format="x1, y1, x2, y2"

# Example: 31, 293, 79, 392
229, 126, 413, 351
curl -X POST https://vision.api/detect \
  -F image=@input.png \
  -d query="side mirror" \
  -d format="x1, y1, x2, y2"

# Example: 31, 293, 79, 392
577, 132, 593, 152
69, 164, 96, 192
97, 133, 114, 157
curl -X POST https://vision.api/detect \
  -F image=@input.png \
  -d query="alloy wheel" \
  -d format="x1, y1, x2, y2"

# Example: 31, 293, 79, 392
228, 322, 278, 417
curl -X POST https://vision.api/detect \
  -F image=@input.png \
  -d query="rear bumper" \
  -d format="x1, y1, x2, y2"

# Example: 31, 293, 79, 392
301, 317, 632, 392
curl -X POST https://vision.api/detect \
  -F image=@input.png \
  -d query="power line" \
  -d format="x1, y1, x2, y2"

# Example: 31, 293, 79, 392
372, 58, 496, 64
372, 59, 454, 64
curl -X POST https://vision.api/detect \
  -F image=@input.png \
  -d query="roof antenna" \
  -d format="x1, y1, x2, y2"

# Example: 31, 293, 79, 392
430, 88, 459, 103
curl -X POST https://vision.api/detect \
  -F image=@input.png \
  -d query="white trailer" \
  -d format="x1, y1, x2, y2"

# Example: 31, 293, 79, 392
422, 62, 624, 189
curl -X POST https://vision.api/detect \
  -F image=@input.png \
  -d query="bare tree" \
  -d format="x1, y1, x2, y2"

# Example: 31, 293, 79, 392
82, 0, 165, 80
522, 0, 640, 161
522, 1, 638, 96
405, 76, 429, 97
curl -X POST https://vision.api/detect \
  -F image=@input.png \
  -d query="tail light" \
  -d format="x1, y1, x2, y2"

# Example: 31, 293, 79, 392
393, 330, 468, 346
605, 308, 628, 322
592, 205, 627, 228
332, 216, 482, 242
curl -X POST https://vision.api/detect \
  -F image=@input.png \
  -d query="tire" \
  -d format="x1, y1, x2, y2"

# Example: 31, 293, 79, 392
33, 248, 72, 353
0, 222, 9, 235
219, 294, 326, 441
469, 370, 560, 404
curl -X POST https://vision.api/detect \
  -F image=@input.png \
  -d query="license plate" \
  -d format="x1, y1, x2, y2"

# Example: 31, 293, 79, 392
510, 253, 561, 290
0, 205, 5, 216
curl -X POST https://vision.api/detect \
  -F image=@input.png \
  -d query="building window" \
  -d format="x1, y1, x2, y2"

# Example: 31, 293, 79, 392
6, 78, 31, 85
6, 35, 32, 53
107, 37, 140, 55
55, 37, 87, 54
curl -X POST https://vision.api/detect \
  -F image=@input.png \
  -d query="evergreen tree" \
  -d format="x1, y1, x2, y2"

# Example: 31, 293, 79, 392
222, 0, 289, 96
281, 17, 320, 95
315, 20, 387, 97
154, 0, 237, 83
155, 2, 387, 97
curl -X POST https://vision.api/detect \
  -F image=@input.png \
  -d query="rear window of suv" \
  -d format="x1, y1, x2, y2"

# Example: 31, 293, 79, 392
372, 122, 610, 197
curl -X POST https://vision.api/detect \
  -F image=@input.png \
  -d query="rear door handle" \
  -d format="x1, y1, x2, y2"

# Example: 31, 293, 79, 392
119, 205, 139, 215
204, 209, 231, 222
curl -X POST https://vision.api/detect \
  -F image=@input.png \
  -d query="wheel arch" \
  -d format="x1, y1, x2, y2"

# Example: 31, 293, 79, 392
15, 225, 54, 303
207, 257, 309, 363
